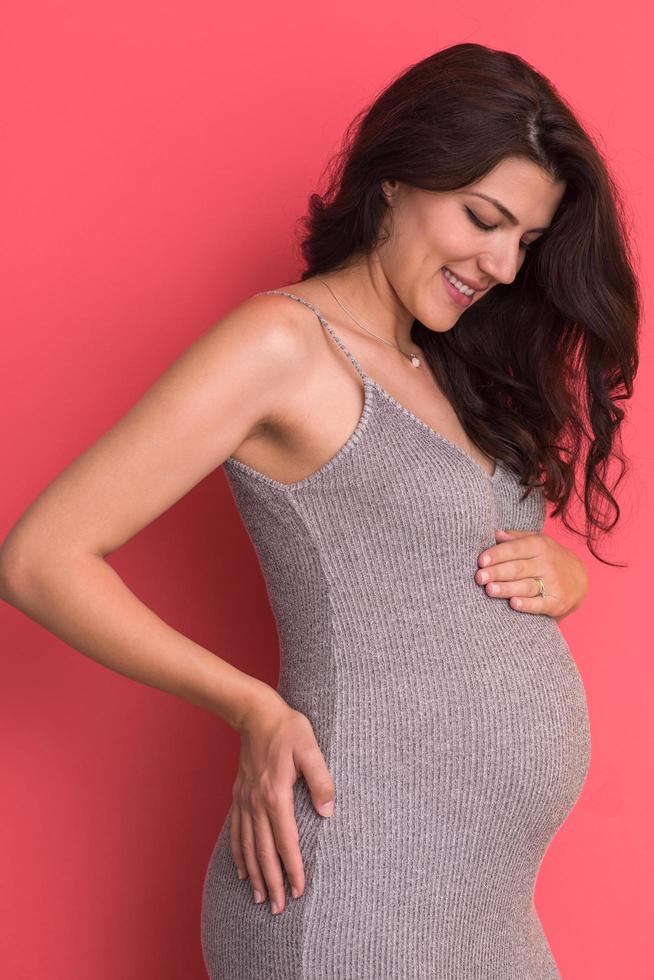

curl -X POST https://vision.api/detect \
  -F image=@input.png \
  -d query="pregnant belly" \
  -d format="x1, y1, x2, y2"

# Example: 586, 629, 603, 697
280, 600, 592, 873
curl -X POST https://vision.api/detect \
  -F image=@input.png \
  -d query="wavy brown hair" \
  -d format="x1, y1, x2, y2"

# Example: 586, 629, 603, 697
296, 43, 641, 567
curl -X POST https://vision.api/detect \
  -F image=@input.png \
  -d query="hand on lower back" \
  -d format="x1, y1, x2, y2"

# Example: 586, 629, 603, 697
230, 695, 336, 915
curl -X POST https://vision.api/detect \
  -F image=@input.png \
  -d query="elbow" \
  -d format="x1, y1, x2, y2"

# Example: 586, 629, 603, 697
0, 539, 104, 604
0, 544, 37, 603
0, 540, 64, 604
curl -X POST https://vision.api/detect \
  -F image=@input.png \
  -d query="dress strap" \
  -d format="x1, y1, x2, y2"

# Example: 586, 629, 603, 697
254, 290, 370, 385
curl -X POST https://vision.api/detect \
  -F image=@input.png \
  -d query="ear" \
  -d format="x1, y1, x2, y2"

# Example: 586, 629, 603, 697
380, 179, 399, 202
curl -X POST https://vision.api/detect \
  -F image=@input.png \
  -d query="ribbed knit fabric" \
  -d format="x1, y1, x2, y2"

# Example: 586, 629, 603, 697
200, 290, 591, 980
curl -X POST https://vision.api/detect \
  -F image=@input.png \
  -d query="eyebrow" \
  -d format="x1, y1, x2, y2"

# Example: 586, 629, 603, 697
467, 192, 550, 233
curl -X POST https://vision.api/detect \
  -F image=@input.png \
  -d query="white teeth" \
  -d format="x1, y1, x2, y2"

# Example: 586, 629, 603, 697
443, 268, 475, 296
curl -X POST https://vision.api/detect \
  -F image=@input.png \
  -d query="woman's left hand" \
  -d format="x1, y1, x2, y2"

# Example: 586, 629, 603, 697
475, 529, 588, 621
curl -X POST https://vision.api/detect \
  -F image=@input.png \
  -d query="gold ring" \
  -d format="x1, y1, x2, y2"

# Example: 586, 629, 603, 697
534, 576, 546, 598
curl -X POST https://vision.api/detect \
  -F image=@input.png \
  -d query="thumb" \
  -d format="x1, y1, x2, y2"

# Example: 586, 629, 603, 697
294, 740, 336, 817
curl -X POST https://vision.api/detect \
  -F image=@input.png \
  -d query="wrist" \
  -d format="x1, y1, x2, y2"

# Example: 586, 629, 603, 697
231, 677, 287, 735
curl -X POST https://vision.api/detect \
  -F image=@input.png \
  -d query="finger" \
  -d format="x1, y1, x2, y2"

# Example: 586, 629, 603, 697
251, 804, 287, 915
476, 557, 545, 584
229, 802, 248, 880
294, 740, 336, 818
482, 577, 547, 599
478, 534, 541, 568
266, 786, 305, 901
239, 806, 268, 906
509, 594, 557, 613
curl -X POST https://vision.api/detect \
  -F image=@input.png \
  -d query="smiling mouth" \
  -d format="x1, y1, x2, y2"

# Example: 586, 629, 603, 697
442, 267, 479, 295
440, 267, 475, 307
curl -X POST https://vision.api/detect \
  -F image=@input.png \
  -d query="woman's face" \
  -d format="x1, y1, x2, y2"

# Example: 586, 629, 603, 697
378, 155, 567, 331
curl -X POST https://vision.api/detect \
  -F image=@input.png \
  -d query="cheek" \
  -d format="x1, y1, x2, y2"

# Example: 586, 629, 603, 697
424, 219, 468, 264
412, 219, 451, 267
389, 202, 463, 274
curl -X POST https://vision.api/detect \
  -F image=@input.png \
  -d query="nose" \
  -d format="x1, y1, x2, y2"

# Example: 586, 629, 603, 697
477, 246, 524, 287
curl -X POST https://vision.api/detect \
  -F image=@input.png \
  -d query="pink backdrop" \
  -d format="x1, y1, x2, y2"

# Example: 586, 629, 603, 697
2, 2, 652, 978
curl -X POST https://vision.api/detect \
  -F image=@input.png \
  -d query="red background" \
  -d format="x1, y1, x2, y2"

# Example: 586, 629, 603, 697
1, 2, 652, 977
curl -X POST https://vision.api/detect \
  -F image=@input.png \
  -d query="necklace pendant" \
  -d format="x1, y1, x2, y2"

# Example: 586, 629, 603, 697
410, 354, 421, 368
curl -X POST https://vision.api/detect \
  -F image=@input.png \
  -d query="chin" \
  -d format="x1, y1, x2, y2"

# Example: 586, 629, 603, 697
420, 314, 459, 335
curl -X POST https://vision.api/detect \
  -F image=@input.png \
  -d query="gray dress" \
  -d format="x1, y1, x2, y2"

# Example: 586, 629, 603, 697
201, 290, 591, 979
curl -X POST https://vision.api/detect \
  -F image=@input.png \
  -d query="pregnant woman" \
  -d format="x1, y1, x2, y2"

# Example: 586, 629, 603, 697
0, 43, 640, 979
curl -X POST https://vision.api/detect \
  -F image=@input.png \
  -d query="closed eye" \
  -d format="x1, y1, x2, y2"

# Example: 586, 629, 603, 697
464, 206, 536, 252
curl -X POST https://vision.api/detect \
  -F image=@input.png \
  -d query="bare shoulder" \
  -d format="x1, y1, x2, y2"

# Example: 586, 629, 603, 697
0, 289, 320, 566
196, 289, 317, 432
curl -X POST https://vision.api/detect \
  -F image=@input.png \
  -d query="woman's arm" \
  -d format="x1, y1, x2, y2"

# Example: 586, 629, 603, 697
0, 293, 310, 729
0, 547, 279, 729
1, 294, 340, 914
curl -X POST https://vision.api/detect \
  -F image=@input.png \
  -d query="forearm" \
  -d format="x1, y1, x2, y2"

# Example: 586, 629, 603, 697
0, 550, 279, 731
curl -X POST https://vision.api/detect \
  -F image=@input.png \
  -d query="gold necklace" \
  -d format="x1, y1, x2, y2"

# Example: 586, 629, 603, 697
317, 278, 423, 369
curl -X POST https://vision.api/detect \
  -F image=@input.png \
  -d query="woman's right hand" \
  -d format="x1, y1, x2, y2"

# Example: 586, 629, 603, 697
230, 691, 336, 916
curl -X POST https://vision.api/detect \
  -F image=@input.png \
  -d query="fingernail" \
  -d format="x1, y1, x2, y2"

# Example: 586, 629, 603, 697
291, 886, 301, 899
319, 800, 334, 816
270, 901, 280, 914
237, 868, 246, 879
253, 890, 264, 903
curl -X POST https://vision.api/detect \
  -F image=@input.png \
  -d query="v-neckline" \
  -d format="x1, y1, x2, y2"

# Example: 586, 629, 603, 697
364, 376, 500, 482
312, 304, 500, 483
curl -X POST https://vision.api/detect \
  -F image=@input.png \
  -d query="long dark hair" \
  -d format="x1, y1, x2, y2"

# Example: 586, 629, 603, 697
296, 43, 641, 567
